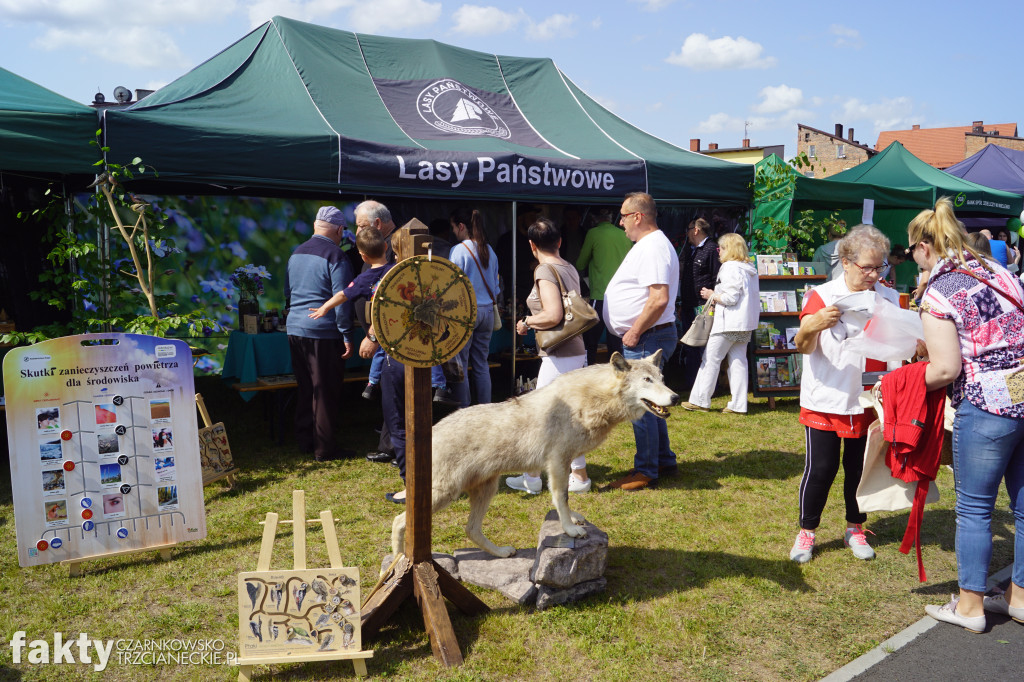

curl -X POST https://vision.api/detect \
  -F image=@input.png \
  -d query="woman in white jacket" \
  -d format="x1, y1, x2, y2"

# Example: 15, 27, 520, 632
682, 233, 760, 414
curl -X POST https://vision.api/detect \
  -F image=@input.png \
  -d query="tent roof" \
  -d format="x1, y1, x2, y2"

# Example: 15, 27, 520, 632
102, 16, 751, 204
829, 141, 1023, 216
754, 154, 933, 210
944, 144, 1024, 196
0, 67, 100, 176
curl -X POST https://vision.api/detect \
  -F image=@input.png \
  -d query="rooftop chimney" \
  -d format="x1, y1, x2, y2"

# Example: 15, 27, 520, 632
690, 138, 701, 152
912, 124, 920, 130
848, 128, 855, 142
742, 138, 750, 148
973, 120, 984, 133
835, 123, 844, 138
708, 143, 719, 151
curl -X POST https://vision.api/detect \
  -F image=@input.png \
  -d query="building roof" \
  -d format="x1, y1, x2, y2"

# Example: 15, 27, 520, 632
796, 123, 875, 155
875, 122, 1019, 169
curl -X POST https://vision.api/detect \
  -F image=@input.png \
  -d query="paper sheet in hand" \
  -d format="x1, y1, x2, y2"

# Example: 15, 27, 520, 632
828, 291, 876, 341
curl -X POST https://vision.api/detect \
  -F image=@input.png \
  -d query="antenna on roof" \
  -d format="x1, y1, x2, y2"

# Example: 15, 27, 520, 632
744, 121, 751, 139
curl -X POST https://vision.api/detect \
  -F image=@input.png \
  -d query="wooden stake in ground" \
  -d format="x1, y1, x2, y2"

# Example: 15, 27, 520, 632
359, 221, 489, 667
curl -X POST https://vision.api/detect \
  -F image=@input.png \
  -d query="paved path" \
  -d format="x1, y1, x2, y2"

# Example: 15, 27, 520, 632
823, 564, 1023, 681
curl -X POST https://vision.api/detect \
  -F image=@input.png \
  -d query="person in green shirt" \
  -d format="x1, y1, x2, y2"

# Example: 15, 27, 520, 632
576, 206, 633, 366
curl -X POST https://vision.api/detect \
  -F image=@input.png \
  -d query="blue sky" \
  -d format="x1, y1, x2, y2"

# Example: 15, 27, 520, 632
1, 0, 1020, 160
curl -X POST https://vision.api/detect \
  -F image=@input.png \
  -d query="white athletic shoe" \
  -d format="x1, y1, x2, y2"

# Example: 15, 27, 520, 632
845, 524, 876, 560
789, 529, 815, 564
568, 475, 592, 493
505, 474, 542, 494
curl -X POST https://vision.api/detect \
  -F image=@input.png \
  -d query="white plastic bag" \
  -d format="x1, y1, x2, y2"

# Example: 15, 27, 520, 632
841, 293, 923, 363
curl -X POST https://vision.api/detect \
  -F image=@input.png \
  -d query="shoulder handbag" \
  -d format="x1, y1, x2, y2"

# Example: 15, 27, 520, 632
533, 264, 600, 352
680, 302, 713, 347
462, 243, 502, 330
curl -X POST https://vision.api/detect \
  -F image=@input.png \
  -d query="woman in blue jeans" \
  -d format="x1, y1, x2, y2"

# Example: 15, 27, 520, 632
449, 207, 500, 408
911, 197, 1024, 632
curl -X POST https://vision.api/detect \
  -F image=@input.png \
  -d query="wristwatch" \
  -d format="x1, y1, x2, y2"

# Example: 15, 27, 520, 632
367, 331, 377, 343
521, 317, 530, 330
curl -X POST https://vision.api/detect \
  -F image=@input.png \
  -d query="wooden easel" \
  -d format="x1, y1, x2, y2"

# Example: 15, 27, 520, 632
359, 226, 490, 667
237, 490, 373, 681
195, 393, 238, 488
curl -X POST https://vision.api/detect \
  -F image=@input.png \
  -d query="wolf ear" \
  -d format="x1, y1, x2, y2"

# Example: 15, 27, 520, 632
646, 348, 663, 366
610, 352, 630, 373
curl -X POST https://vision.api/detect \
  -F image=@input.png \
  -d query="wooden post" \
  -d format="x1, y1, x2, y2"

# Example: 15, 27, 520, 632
358, 221, 489, 665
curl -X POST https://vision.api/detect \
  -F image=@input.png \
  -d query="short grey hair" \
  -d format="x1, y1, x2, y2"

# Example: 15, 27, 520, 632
837, 224, 890, 263
356, 200, 392, 226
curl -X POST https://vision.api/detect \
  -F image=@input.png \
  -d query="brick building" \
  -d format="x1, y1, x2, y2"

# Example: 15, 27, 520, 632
689, 138, 785, 164
795, 124, 875, 178
876, 121, 1024, 169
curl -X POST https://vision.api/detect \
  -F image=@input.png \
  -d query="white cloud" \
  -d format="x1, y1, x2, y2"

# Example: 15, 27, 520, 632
630, 0, 675, 10
666, 33, 776, 70
40, 26, 191, 69
527, 13, 576, 41
0, 0, 235, 26
830, 24, 862, 48
451, 5, 523, 36
588, 93, 619, 114
839, 96, 914, 130
246, 0, 356, 27
697, 112, 745, 134
348, 0, 441, 33
591, 17, 602, 30
755, 84, 803, 114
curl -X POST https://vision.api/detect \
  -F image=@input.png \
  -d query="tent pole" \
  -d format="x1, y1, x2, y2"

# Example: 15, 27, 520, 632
510, 200, 517, 390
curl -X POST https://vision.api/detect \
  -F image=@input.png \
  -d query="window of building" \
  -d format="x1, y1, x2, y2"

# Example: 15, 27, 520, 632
837, 144, 846, 159
804, 132, 810, 141
805, 170, 815, 178
808, 144, 816, 158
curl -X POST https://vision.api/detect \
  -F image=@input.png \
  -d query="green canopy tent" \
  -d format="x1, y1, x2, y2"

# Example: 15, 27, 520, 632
828, 141, 1023, 217
101, 16, 752, 205
0, 66, 99, 177
748, 154, 935, 251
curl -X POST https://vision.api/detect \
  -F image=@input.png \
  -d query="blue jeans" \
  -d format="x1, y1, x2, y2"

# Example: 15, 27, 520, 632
952, 399, 1024, 592
623, 324, 678, 479
368, 347, 385, 384
455, 305, 494, 408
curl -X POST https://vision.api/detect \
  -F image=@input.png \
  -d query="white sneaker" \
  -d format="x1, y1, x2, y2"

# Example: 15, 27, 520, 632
790, 529, 815, 564
568, 475, 592, 493
983, 592, 1024, 623
844, 524, 876, 560
505, 474, 542, 494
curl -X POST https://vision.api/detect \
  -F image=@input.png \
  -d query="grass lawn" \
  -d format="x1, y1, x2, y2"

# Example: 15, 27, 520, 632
0, 359, 1016, 681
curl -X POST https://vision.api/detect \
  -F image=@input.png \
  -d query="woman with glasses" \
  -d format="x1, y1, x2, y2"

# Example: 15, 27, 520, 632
911, 198, 1024, 633
789, 225, 899, 564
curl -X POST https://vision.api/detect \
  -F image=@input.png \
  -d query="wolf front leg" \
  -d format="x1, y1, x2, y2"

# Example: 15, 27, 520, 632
391, 511, 407, 556
465, 477, 516, 557
547, 464, 587, 538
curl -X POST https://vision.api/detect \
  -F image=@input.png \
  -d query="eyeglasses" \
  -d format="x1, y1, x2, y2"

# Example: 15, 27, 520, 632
904, 242, 923, 258
620, 211, 643, 221
848, 261, 887, 275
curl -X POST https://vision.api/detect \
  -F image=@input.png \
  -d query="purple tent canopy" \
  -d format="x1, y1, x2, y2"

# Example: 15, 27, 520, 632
945, 144, 1024, 196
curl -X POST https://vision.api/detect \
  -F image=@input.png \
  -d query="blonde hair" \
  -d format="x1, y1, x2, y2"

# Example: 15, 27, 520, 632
391, 226, 411, 261
717, 232, 748, 263
907, 197, 990, 270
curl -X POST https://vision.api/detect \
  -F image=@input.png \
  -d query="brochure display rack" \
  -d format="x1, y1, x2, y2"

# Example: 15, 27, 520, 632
750, 259, 826, 409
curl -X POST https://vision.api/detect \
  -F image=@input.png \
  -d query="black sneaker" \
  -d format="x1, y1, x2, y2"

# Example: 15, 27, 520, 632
433, 386, 460, 407
365, 451, 395, 463
361, 383, 379, 401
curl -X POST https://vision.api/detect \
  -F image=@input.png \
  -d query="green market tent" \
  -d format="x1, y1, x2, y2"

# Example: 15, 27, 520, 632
102, 16, 751, 204
749, 153, 934, 236
828, 141, 1023, 217
0, 67, 99, 176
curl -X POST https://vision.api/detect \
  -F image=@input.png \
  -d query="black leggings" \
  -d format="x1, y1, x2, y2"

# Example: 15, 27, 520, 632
797, 427, 867, 530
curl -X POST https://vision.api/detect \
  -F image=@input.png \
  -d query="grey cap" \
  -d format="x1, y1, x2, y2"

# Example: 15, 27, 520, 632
315, 205, 345, 226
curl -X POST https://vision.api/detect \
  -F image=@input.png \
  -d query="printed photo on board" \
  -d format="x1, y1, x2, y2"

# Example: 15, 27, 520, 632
39, 440, 62, 462
36, 407, 60, 433
102, 493, 125, 518
100, 462, 122, 487
152, 428, 174, 452
94, 403, 117, 426
157, 485, 178, 511
41, 469, 65, 494
44, 499, 68, 527
97, 432, 119, 455
149, 399, 171, 423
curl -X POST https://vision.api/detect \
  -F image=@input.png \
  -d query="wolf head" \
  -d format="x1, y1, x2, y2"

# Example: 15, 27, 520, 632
611, 350, 679, 419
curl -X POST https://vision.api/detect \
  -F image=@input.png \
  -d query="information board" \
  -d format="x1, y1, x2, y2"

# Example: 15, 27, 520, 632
3, 334, 207, 567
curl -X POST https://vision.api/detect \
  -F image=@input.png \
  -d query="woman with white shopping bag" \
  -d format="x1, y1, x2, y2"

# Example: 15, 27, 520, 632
680, 233, 760, 414
789, 225, 899, 565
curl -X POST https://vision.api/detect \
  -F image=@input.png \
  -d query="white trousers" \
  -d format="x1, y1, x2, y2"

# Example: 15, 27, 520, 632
687, 332, 750, 413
